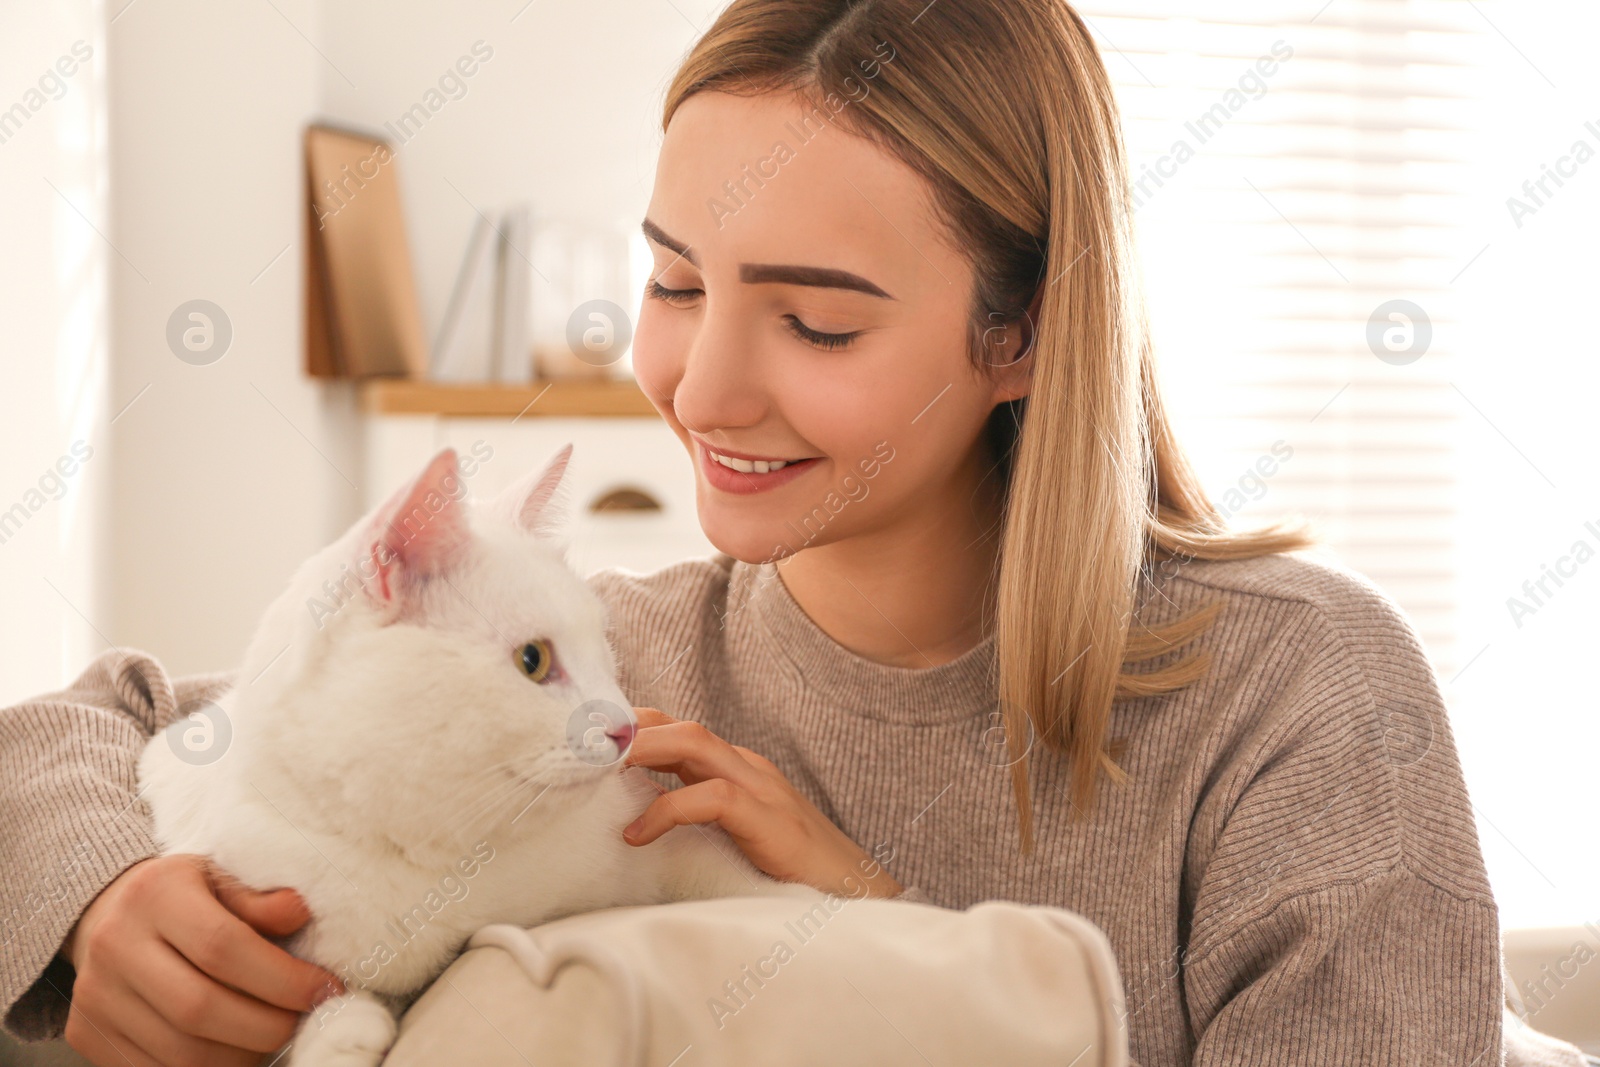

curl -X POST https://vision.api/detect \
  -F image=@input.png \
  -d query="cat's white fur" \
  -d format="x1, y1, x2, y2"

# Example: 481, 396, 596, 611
137, 446, 819, 1067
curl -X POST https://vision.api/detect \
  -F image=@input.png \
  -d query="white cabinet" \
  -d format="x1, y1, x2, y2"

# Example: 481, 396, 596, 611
362, 414, 714, 578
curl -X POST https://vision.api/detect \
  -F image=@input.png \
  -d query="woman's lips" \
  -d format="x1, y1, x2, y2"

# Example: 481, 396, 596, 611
696, 440, 821, 494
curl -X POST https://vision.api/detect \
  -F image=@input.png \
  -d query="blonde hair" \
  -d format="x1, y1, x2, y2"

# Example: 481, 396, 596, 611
663, 0, 1316, 852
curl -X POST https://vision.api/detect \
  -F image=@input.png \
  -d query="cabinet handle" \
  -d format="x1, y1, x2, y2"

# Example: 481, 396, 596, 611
588, 486, 663, 513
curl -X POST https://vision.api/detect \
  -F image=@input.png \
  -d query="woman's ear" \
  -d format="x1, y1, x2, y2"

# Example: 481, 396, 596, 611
1015, 283, 1043, 361
984, 285, 1042, 403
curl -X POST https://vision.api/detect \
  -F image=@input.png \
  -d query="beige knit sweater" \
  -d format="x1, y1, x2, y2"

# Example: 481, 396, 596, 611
0, 549, 1588, 1065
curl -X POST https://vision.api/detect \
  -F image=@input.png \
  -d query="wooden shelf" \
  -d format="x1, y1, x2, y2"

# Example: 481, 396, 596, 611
360, 378, 659, 418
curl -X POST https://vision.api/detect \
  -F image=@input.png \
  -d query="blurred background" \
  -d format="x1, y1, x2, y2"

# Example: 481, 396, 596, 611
0, 0, 1595, 1046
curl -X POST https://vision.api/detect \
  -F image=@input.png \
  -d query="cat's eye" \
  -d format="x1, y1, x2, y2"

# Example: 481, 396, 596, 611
517, 639, 557, 683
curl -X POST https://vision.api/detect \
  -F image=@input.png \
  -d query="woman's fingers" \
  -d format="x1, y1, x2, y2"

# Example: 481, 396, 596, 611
64, 985, 175, 1067
115, 932, 304, 1053
623, 777, 768, 846
214, 879, 314, 941
632, 706, 678, 727
157, 891, 338, 1017
64, 991, 175, 1067
65, 945, 262, 1067
630, 708, 776, 778
731, 743, 779, 773
63, 854, 330, 1067
112, 977, 268, 1066
622, 719, 767, 790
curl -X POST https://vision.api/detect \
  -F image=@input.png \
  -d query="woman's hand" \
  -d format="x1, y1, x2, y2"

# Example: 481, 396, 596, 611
62, 853, 344, 1067
620, 707, 904, 900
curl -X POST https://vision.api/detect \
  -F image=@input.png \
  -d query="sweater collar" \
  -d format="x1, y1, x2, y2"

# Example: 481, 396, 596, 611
730, 556, 997, 725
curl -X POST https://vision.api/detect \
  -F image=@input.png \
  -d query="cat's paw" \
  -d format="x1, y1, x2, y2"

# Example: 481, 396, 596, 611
287, 991, 398, 1067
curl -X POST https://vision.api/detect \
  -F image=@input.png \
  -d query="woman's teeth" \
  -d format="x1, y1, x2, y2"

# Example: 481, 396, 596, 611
709, 451, 792, 474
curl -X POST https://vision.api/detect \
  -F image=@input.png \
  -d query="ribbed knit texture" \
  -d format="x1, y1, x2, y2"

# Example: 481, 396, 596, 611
1, 549, 1587, 1065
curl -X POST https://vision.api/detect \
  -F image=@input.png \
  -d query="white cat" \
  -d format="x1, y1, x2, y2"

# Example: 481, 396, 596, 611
136, 445, 820, 1067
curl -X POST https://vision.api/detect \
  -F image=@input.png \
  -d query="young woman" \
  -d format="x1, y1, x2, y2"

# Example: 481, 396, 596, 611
2, 1, 1572, 1065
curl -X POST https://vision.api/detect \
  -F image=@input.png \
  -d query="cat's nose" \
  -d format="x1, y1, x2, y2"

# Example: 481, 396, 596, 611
607, 721, 635, 754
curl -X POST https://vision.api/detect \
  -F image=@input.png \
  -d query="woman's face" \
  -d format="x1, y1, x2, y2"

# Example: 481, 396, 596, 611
634, 89, 1030, 564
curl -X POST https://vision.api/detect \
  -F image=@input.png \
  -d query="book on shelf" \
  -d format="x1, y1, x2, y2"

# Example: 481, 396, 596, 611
303, 124, 429, 379
431, 203, 535, 383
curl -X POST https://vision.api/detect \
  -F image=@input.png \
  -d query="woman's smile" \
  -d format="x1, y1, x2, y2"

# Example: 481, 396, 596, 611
693, 435, 823, 494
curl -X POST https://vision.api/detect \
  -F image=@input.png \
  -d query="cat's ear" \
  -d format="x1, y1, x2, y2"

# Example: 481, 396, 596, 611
488, 443, 573, 537
361, 448, 471, 608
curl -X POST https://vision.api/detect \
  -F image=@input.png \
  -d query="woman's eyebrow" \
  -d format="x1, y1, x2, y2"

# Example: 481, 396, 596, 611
740, 263, 893, 299
641, 217, 895, 300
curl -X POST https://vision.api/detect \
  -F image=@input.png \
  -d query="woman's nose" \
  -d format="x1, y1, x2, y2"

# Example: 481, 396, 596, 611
668, 314, 768, 434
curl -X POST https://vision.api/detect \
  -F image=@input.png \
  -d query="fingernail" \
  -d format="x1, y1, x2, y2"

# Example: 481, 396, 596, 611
623, 817, 644, 839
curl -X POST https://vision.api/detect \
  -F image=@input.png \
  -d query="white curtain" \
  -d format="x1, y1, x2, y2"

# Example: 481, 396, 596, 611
0, 0, 108, 704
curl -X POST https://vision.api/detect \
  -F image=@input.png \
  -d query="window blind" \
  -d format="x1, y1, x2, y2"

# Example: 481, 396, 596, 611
1074, 0, 1492, 680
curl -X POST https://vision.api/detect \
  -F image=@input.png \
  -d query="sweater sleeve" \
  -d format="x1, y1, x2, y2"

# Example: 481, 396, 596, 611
1175, 582, 1512, 1065
0, 648, 232, 1041
1185, 866, 1502, 1063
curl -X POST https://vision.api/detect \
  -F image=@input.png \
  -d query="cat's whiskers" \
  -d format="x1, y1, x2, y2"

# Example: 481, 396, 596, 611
472, 759, 603, 832
456, 778, 525, 829
448, 757, 526, 794
449, 766, 545, 833
441, 765, 520, 822
401, 758, 529, 843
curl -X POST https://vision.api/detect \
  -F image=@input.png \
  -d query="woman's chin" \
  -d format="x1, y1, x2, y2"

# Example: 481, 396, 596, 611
699, 517, 805, 567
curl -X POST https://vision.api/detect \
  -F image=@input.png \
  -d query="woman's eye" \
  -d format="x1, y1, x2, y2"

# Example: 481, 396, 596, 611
647, 277, 857, 350
784, 315, 860, 351
516, 639, 558, 684
645, 278, 701, 304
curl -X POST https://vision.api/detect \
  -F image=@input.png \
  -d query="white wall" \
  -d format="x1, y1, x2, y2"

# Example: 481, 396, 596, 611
102, 0, 361, 678
0, 0, 107, 705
